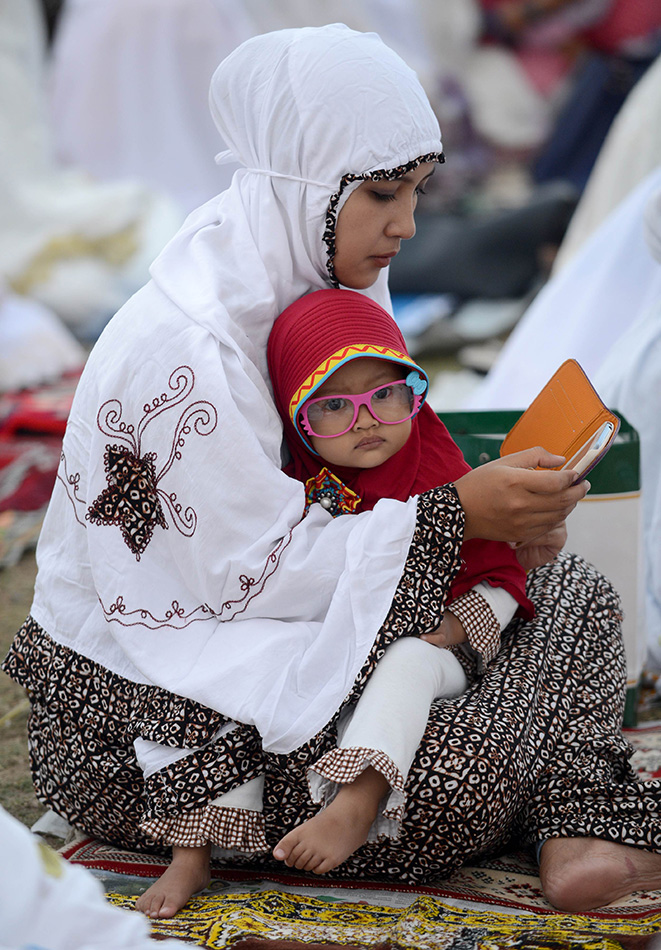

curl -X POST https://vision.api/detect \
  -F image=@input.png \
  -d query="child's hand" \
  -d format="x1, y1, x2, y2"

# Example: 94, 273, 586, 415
421, 610, 467, 647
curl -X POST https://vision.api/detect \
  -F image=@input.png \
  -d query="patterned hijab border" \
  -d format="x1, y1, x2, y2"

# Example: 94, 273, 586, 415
322, 152, 445, 287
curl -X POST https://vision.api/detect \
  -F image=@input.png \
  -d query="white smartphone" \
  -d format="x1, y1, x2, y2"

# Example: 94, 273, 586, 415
561, 421, 615, 482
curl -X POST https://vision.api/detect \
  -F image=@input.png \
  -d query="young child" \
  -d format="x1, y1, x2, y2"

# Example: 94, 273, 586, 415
266, 287, 534, 873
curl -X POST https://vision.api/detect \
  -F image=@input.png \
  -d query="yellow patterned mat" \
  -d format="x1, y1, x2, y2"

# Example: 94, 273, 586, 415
107, 889, 661, 950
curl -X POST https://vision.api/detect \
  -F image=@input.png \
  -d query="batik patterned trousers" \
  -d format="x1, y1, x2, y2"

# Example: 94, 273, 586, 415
4, 550, 660, 882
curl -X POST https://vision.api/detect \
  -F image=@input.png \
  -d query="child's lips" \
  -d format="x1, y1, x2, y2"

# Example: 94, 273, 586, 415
356, 436, 385, 449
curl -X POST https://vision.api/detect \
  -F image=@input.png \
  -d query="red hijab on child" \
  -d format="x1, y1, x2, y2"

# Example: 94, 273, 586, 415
268, 289, 533, 615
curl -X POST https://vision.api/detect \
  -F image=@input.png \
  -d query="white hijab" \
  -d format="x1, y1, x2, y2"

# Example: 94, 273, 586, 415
32, 25, 444, 754
150, 23, 442, 375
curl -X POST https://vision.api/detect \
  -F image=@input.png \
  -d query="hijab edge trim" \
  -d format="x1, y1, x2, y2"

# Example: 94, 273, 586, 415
322, 152, 445, 287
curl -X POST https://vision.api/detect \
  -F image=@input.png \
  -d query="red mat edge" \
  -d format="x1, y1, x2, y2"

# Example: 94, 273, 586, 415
61, 836, 661, 921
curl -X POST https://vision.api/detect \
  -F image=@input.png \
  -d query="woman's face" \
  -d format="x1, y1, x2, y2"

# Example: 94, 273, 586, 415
332, 162, 435, 290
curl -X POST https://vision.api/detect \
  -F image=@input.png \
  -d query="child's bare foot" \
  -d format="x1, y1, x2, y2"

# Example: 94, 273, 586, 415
135, 844, 211, 919
272, 766, 388, 874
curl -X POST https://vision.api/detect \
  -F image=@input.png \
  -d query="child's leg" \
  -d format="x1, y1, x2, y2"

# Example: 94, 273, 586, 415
336, 637, 467, 778
274, 638, 466, 872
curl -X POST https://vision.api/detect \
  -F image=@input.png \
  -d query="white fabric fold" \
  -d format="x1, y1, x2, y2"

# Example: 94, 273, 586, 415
466, 167, 661, 410
31, 24, 444, 754
0, 806, 187, 950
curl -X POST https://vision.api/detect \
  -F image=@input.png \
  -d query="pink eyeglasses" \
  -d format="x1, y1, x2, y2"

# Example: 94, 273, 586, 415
299, 371, 427, 439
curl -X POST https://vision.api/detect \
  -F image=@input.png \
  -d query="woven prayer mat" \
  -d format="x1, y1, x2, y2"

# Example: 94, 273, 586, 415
104, 889, 661, 950
59, 726, 661, 948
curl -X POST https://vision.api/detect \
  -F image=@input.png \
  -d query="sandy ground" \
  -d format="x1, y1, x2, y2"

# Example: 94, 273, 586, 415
0, 551, 42, 828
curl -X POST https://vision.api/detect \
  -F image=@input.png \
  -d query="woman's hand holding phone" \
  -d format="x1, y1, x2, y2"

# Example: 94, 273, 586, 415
454, 447, 589, 546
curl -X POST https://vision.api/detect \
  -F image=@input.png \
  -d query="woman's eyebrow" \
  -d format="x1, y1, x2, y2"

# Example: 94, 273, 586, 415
399, 167, 436, 184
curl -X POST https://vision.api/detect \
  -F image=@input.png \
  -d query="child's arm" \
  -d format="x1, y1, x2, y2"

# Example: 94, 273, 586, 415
421, 583, 518, 671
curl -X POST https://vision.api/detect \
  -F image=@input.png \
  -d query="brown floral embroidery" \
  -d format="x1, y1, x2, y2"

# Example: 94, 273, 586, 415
87, 446, 167, 558
100, 596, 214, 629
323, 152, 444, 287
217, 529, 295, 621
86, 366, 217, 559
57, 450, 87, 526
96, 528, 295, 627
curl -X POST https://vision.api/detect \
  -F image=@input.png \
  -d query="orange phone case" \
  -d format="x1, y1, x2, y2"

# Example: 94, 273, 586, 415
499, 358, 620, 467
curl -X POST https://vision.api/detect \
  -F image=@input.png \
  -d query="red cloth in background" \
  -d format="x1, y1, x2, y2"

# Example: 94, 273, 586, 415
0, 371, 80, 513
584, 0, 661, 55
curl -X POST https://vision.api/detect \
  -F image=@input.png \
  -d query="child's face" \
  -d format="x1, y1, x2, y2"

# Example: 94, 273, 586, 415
332, 163, 435, 290
304, 358, 413, 469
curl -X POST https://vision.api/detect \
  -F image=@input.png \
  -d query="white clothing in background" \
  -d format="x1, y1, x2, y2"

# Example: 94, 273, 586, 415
0, 0, 180, 332
465, 166, 661, 410
594, 187, 661, 668
0, 806, 187, 950
467, 168, 661, 668
49, 0, 254, 215
554, 53, 661, 271
0, 280, 85, 391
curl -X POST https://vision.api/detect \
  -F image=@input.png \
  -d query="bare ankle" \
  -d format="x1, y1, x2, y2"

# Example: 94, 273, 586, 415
332, 765, 389, 820
172, 843, 211, 867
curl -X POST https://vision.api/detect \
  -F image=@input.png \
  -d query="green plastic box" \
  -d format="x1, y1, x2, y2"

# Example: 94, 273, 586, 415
440, 410, 642, 727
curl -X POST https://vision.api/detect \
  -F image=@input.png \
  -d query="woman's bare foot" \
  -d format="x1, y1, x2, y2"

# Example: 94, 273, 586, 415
540, 837, 661, 911
272, 766, 389, 874
135, 844, 211, 919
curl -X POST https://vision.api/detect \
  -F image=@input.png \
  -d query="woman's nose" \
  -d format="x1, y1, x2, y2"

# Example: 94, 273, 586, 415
386, 198, 416, 240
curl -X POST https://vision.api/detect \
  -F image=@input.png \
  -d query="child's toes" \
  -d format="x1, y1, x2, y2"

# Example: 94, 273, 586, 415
273, 836, 295, 862
294, 847, 320, 871
136, 892, 159, 918
135, 893, 151, 915
283, 840, 306, 867
156, 898, 179, 919
313, 855, 336, 875
148, 894, 168, 918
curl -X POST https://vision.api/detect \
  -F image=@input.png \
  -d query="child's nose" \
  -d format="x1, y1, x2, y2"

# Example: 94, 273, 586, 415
354, 403, 378, 428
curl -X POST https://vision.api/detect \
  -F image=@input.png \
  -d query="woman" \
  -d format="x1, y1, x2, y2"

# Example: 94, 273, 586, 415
4, 24, 660, 919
